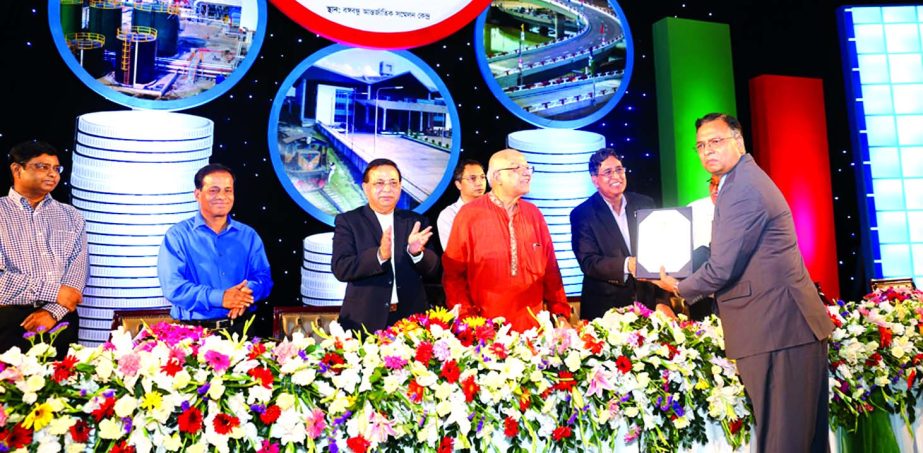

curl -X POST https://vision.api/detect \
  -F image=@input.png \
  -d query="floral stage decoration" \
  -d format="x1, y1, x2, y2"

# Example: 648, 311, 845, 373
827, 286, 923, 451
0, 303, 751, 452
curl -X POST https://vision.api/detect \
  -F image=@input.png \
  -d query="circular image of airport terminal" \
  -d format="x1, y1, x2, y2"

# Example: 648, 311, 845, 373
49, 0, 266, 110
474, 0, 633, 129
268, 45, 461, 226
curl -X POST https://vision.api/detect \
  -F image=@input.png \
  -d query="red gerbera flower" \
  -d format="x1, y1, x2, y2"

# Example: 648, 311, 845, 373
321, 352, 345, 374
616, 355, 632, 374
415, 341, 434, 365
554, 371, 577, 392
213, 413, 240, 435
109, 440, 136, 453
461, 375, 479, 403
161, 358, 183, 377
503, 416, 519, 438
552, 425, 572, 441
260, 405, 281, 425
879, 326, 893, 348
437, 436, 453, 453
52, 355, 79, 383
407, 378, 425, 403
440, 360, 460, 384
729, 419, 744, 434
91, 397, 116, 422
69, 419, 91, 443
346, 435, 371, 453
581, 334, 603, 355
249, 342, 267, 360
248, 366, 274, 388
178, 407, 204, 434
490, 343, 508, 359
6, 423, 32, 449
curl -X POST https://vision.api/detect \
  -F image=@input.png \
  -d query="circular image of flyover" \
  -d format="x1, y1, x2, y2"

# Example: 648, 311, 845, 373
49, 0, 266, 110
268, 45, 461, 226
474, 0, 633, 128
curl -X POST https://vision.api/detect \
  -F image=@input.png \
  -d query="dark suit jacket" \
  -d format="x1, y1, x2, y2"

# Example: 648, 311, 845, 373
570, 192, 658, 320
678, 154, 834, 359
332, 205, 440, 333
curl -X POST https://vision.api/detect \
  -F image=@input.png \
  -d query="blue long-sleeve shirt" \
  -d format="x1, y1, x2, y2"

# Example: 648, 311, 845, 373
157, 212, 273, 321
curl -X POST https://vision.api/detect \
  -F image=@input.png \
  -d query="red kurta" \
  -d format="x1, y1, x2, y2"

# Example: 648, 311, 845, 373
442, 194, 570, 331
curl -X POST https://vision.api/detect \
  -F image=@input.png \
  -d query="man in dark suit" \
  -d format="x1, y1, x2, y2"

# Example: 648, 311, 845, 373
652, 113, 834, 452
570, 149, 659, 320
332, 159, 439, 333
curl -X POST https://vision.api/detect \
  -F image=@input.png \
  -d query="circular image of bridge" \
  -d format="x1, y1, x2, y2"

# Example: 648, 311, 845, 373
474, 0, 633, 129
49, 0, 266, 110
268, 45, 461, 226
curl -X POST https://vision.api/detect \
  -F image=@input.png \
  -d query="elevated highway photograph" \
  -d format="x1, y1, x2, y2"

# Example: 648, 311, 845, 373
479, 0, 630, 123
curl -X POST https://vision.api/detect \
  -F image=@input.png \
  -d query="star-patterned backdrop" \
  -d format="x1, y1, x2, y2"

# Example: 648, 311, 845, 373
0, 0, 868, 327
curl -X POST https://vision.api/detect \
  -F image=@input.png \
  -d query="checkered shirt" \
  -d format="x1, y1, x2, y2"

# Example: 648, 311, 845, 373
0, 188, 88, 320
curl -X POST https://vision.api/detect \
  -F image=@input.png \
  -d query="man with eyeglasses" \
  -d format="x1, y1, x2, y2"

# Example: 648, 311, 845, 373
0, 141, 86, 358
437, 159, 487, 251
332, 158, 439, 333
443, 149, 571, 331
569, 148, 660, 320
157, 163, 273, 337
650, 113, 833, 452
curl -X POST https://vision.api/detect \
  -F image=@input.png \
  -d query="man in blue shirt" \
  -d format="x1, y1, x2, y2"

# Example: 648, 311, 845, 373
157, 164, 272, 336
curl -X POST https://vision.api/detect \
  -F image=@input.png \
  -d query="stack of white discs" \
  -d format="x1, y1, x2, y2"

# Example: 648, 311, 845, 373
507, 129, 604, 296
301, 232, 346, 306
72, 111, 213, 346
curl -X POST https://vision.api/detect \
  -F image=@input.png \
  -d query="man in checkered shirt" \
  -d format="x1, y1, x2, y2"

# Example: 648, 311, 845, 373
0, 141, 86, 358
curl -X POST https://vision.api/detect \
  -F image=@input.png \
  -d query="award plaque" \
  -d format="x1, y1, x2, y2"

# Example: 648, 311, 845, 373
635, 207, 693, 279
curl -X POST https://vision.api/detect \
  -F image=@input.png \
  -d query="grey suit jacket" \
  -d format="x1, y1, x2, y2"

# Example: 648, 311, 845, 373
678, 154, 833, 359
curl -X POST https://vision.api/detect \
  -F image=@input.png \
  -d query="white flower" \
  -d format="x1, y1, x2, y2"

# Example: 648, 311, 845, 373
99, 418, 124, 439
172, 369, 191, 389
46, 415, 75, 436
292, 368, 316, 386
276, 392, 296, 410
128, 427, 153, 453
270, 409, 307, 444
114, 395, 138, 418
208, 377, 226, 400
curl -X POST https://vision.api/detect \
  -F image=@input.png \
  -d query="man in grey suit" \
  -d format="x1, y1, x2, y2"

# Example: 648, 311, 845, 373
652, 113, 834, 452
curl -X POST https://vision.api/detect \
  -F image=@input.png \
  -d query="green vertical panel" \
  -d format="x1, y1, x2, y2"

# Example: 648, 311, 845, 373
653, 18, 736, 206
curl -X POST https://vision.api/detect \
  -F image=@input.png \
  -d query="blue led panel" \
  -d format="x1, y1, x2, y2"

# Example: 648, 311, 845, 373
840, 5, 923, 289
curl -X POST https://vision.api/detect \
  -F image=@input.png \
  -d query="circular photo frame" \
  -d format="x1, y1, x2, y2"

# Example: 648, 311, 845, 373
49, 0, 267, 110
268, 44, 461, 226
271, 0, 491, 49
474, 0, 633, 129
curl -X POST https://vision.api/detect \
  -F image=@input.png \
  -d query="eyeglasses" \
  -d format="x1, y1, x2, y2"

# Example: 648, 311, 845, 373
19, 162, 64, 174
459, 174, 487, 183
497, 165, 534, 176
597, 167, 626, 179
694, 136, 737, 153
372, 180, 400, 190
205, 187, 234, 197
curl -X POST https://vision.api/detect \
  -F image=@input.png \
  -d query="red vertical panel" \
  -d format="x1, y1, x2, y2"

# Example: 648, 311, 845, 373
749, 75, 840, 299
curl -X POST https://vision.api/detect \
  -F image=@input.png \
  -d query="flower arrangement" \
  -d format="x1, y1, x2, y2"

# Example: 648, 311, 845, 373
827, 286, 923, 432
0, 304, 751, 452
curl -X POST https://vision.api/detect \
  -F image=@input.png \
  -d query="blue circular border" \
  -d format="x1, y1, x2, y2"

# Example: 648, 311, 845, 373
48, 0, 267, 111
473, 0, 634, 129
267, 44, 461, 226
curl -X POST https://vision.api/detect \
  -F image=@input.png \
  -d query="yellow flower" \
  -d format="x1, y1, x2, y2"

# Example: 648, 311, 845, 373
462, 316, 487, 329
391, 319, 421, 334
140, 391, 162, 411
695, 379, 710, 390
23, 402, 54, 431
428, 306, 454, 324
